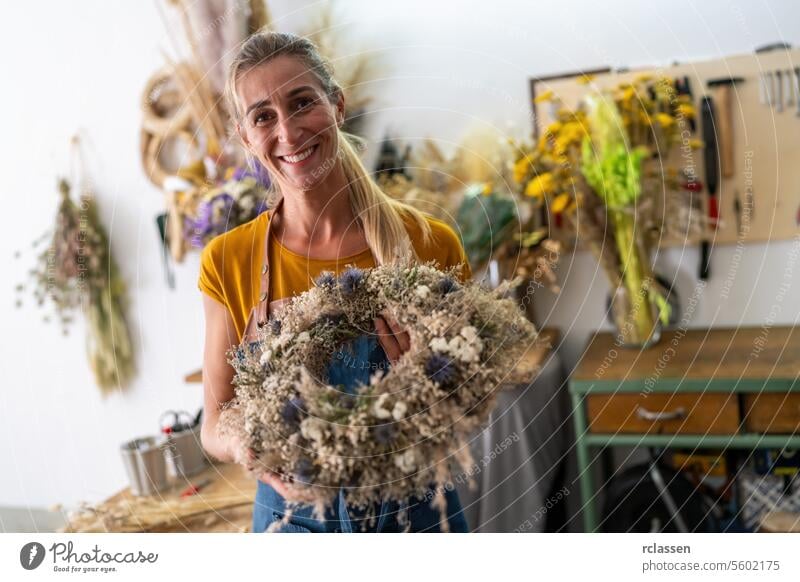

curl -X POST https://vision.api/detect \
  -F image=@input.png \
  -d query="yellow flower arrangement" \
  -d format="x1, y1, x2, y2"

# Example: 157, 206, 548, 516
525, 172, 554, 199
509, 74, 701, 345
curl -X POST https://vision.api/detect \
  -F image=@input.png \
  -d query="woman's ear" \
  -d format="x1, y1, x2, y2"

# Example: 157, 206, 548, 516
235, 121, 250, 148
334, 91, 346, 128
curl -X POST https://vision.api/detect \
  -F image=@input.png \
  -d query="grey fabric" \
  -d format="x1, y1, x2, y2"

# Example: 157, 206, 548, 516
455, 351, 569, 532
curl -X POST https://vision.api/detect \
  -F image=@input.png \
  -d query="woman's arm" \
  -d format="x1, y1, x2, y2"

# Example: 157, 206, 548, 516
200, 294, 240, 463
200, 294, 295, 497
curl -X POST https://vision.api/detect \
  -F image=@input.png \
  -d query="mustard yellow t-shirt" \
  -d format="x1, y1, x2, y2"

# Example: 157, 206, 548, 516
198, 209, 472, 343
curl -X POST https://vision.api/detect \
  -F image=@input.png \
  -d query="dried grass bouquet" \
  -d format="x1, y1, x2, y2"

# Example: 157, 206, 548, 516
219, 261, 537, 525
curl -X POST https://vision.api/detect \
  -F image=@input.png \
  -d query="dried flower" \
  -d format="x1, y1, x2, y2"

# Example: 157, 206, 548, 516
16, 177, 135, 394
315, 271, 336, 288
394, 449, 417, 474
425, 353, 457, 386
293, 457, 315, 483
373, 423, 396, 445
281, 396, 306, 428
372, 393, 392, 420
338, 267, 364, 295
300, 417, 327, 443
438, 276, 459, 295
391, 401, 407, 421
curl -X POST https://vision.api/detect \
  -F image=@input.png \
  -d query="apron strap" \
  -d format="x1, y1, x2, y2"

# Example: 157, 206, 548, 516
242, 196, 381, 343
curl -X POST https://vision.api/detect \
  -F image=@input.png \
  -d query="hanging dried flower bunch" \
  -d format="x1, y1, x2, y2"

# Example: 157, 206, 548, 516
15, 176, 135, 394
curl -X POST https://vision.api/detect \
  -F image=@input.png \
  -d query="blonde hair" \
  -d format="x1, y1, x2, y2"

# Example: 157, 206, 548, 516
224, 30, 431, 265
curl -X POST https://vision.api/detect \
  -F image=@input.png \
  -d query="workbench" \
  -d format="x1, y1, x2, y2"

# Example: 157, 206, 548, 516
65, 463, 256, 533
570, 326, 800, 532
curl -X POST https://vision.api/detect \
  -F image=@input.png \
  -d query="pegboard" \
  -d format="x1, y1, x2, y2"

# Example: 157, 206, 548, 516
529, 48, 800, 247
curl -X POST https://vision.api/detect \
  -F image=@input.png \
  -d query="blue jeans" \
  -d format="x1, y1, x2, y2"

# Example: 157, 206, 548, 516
250, 335, 469, 533
252, 479, 468, 533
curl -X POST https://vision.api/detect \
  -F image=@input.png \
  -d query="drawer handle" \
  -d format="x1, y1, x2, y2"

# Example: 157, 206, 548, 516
636, 406, 686, 422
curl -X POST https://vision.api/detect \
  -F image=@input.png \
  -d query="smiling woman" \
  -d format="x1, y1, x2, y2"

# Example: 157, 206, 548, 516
198, 30, 472, 533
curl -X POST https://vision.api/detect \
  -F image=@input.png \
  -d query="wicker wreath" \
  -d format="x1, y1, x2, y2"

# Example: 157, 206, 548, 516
220, 261, 537, 525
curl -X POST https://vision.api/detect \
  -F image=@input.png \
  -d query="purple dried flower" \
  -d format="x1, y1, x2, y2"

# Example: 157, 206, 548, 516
338, 267, 364, 295
251, 160, 272, 188
338, 392, 357, 410
317, 313, 345, 329
425, 353, 457, 386
232, 166, 247, 181
315, 271, 336, 288
269, 318, 282, 335
188, 194, 236, 248
293, 457, 315, 483
233, 161, 272, 189
438, 276, 460, 295
280, 396, 305, 428
373, 423, 396, 445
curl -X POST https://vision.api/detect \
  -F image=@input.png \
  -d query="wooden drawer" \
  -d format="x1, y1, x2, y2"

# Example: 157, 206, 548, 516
744, 393, 800, 433
587, 393, 739, 434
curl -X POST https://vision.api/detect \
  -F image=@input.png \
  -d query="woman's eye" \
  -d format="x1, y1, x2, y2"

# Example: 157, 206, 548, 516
295, 97, 316, 111
254, 111, 275, 126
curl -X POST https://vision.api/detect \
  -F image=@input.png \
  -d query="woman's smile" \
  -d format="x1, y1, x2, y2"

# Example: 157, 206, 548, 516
276, 142, 319, 167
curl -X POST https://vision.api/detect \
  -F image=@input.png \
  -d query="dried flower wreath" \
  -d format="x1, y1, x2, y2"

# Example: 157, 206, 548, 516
220, 262, 536, 527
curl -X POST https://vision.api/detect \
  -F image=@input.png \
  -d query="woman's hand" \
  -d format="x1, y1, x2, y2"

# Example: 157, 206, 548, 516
374, 309, 410, 364
257, 471, 294, 499
235, 442, 303, 501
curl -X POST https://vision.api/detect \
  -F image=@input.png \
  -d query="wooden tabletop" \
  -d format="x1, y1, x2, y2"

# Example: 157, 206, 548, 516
67, 463, 257, 533
505, 327, 559, 385
573, 326, 800, 383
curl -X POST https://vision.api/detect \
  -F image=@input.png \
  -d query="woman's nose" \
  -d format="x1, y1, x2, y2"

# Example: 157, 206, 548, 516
275, 112, 303, 144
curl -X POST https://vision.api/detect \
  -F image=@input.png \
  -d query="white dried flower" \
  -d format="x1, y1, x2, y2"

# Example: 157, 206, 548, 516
429, 337, 449, 353
372, 393, 392, 419
415, 285, 431, 299
259, 349, 273, 365
300, 417, 326, 443
460, 325, 479, 342
394, 449, 417, 473
277, 332, 294, 348
297, 331, 311, 343
392, 401, 407, 421
239, 197, 254, 212
457, 343, 480, 363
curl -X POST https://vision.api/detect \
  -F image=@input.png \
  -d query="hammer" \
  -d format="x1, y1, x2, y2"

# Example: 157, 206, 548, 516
706, 76, 744, 178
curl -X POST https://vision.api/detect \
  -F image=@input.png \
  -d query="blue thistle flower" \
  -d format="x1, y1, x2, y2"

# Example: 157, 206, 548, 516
317, 312, 346, 329
280, 396, 306, 428
269, 318, 282, 336
338, 267, 364, 296
438, 276, 460, 295
425, 353, 457, 386
373, 423, 396, 445
338, 392, 357, 410
293, 457, 315, 483
315, 271, 336, 288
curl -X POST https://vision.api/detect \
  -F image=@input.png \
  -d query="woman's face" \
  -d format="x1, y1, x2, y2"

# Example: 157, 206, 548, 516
236, 55, 345, 192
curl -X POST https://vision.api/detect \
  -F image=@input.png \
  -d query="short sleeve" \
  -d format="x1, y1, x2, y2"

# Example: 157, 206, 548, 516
198, 241, 226, 305
437, 221, 473, 282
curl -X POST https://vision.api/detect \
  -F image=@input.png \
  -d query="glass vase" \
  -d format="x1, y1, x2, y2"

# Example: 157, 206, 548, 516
608, 282, 662, 349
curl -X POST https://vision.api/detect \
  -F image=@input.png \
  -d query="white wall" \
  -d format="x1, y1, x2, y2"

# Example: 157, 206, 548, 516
2, 0, 799, 511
